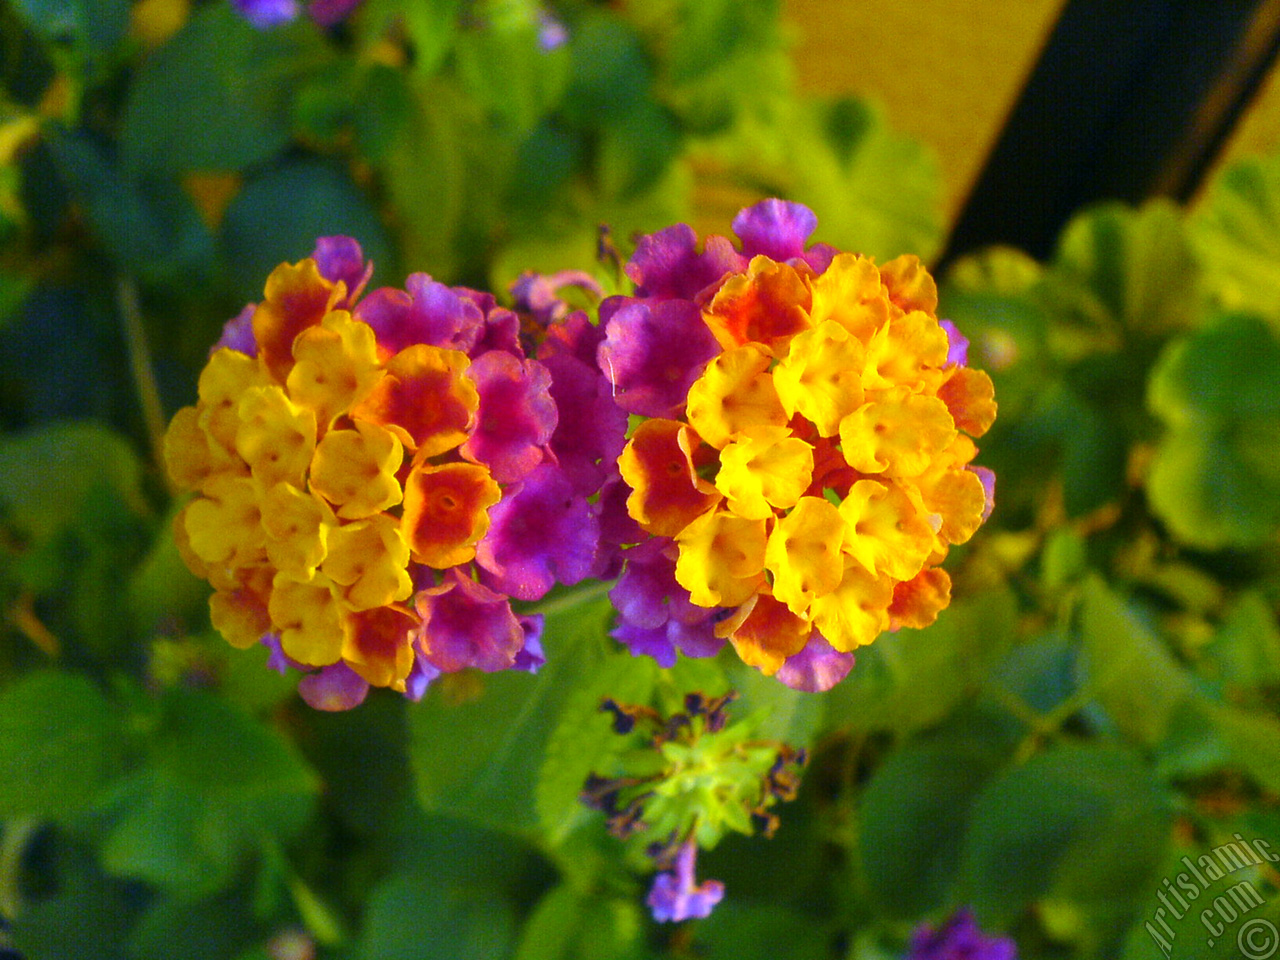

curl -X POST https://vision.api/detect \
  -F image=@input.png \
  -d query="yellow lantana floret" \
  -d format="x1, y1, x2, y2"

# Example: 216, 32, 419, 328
287, 311, 384, 430
310, 420, 404, 519
764, 496, 845, 616
322, 514, 413, 611
260, 482, 335, 582
235, 385, 317, 488
685, 342, 787, 448
714, 426, 813, 521
673, 508, 767, 607
772, 320, 866, 436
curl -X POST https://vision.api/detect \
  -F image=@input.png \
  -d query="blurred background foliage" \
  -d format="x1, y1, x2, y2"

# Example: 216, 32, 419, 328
1, 0, 1279, 958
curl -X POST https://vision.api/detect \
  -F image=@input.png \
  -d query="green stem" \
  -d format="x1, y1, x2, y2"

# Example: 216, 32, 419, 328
0, 817, 36, 921
116, 277, 175, 496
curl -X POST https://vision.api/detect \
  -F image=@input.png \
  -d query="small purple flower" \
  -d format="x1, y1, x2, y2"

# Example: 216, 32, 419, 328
775, 635, 856, 692
461, 350, 558, 483
415, 569, 526, 673
231, 0, 299, 28
512, 270, 602, 326
970, 466, 996, 522
731, 199, 839, 272
539, 351, 628, 495
598, 298, 721, 418
312, 235, 372, 306
647, 841, 724, 923
513, 615, 546, 673
298, 661, 370, 711
939, 319, 970, 368
906, 910, 1017, 960
355, 274, 484, 356
473, 306, 523, 357
539, 310, 606, 368
403, 654, 442, 701
475, 463, 599, 601
610, 539, 725, 667
625, 224, 745, 301
215, 303, 258, 356
536, 9, 569, 51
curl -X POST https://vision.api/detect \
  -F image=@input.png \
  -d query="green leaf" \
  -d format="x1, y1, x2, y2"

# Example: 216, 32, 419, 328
149, 687, 317, 800
535, 650, 657, 848
694, 901, 831, 960
355, 871, 516, 960
959, 743, 1169, 925
8, 0, 129, 57
514, 886, 645, 960
725, 656, 824, 746
10, 859, 138, 960
1018, 381, 1129, 517
859, 731, 1007, 918
0, 669, 125, 819
561, 13, 651, 127
100, 689, 317, 893
1051, 199, 1199, 335
1200, 700, 1280, 794
454, 18, 570, 135
128, 890, 262, 960
1205, 592, 1280, 693
0, 421, 146, 544
1192, 151, 1280, 322
45, 131, 215, 285
220, 158, 392, 301
792, 97, 943, 263
127, 498, 211, 635
1079, 575, 1194, 748
1146, 314, 1280, 548
359, 0, 459, 77
597, 100, 682, 201
118, 5, 306, 175
377, 78, 468, 279
824, 587, 1017, 734
408, 595, 614, 836
98, 773, 242, 893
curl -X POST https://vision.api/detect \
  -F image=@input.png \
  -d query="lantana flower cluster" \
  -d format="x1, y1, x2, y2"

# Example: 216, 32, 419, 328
602, 201, 996, 690
165, 238, 624, 709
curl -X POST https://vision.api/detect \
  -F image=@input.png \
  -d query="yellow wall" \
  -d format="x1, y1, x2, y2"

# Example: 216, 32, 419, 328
784, 0, 1068, 224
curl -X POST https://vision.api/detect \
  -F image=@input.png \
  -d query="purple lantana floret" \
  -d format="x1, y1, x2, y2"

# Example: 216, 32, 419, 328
355, 274, 484, 355
512, 270, 602, 326
598, 299, 720, 418
215, 303, 258, 356
415, 570, 526, 673
906, 910, 1017, 960
312, 236, 373, 305
298, 661, 369, 711
774, 634, 856, 693
625, 224, 744, 300
476, 463, 599, 601
609, 539, 725, 668
461, 351, 558, 483
647, 841, 724, 923
231, 0, 299, 28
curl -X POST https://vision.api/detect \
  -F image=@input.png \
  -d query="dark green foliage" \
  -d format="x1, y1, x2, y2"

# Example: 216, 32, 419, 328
3, 1, 1280, 958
